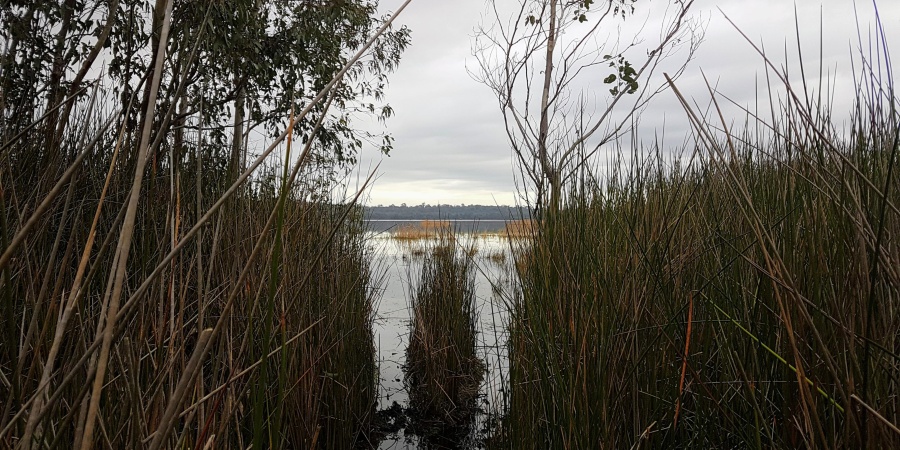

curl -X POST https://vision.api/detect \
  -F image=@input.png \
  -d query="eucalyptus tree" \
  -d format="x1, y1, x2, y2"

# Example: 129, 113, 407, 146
473, 0, 702, 212
0, 0, 118, 165
134, 0, 411, 183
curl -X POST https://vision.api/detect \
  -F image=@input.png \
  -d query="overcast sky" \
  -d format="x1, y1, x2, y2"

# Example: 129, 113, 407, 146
353, 0, 899, 206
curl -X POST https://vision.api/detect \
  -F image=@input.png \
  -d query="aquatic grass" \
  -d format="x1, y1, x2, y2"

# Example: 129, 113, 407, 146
421, 220, 453, 231
392, 220, 454, 241
394, 225, 435, 240
405, 231, 485, 444
484, 249, 507, 266
501, 219, 536, 239
496, 12, 900, 449
0, 115, 384, 448
0, 2, 413, 447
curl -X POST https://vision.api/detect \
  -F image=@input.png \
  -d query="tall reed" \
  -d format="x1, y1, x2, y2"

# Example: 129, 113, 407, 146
0, 1, 414, 446
0, 112, 383, 448
497, 22, 899, 450
405, 234, 485, 445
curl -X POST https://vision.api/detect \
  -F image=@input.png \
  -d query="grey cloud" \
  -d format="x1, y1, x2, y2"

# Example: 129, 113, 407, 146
357, 0, 899, 206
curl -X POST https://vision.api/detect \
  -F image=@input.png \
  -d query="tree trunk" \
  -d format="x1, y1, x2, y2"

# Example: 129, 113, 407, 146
43, 0, 76, 162
538, 1, 560, 213
230, 83, 245, 183
53, 0, 120, 149
136, 0, 168, 158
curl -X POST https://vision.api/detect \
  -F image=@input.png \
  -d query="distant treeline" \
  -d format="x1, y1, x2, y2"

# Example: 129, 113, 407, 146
364, 204, 531, 220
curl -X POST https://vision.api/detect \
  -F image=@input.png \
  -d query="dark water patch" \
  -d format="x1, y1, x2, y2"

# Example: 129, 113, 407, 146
370, 399, 499, 450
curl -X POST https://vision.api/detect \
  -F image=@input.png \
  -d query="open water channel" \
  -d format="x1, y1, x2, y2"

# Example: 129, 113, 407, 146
364, 221, 519, 448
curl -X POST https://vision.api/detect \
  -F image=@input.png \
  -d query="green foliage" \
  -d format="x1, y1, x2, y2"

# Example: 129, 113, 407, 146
108, 0, 409, 168
602, 54, 638, 95
1, 0, 116, 132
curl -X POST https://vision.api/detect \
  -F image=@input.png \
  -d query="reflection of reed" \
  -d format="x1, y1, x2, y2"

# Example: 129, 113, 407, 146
484, 249, 507, 266
404, 233, 484, 445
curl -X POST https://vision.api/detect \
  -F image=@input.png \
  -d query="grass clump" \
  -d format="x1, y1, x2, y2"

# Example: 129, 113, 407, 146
405, 234, 485, 445
241, 199, 382, 448
0, 143, 383, 448
501, 137, 900, 448
484, 250, 507, 266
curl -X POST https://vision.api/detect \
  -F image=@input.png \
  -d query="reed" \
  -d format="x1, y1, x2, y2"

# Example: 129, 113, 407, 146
484, 250, 507, 266
501, 220, 536, 239
405, 233, 485, 445
495, 25, 900, 449
0, 2, 410, 445
392, 220, 454, 241
0, 114, 383, 448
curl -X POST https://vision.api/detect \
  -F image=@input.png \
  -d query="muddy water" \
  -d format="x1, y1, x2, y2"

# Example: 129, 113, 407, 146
367, 231, 518, 449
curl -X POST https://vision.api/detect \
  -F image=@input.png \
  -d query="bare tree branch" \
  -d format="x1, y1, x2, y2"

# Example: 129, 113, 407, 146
473, 0, 704, 211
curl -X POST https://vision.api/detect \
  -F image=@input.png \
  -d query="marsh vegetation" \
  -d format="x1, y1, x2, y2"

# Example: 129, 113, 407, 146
0, 0, 410, 448
2, 0, 899, 449
404, 235, 484, 446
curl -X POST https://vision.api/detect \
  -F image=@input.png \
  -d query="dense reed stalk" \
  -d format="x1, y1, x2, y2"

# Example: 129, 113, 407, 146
0, 95, 377, 448
0, 1, 413, 447
405, 234, 485, 445
497, 30, 900, 449
0, 107, 383, 448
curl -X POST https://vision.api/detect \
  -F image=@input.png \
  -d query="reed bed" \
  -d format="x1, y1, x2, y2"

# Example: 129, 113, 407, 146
501, 220, 536, 239
0, 122, 383, 448
496, 39, 900, 449
405, 234, 485, 445
0, 2, 410, 446
392, 220, 453, 240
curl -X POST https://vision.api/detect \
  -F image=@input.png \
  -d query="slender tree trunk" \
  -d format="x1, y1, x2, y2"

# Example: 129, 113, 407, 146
53, 0, 120, 148
43, 0, 76, 162
538, 1, 561, 213
137, 0, 168, 158
0, 4, 36, 132
230, 83, 245, 183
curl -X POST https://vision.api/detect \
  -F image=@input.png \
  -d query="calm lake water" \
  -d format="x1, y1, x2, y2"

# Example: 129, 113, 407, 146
365, 227, 519, 448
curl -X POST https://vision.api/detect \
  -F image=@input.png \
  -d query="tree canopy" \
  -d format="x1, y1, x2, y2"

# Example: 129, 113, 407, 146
0, 0, 410, 174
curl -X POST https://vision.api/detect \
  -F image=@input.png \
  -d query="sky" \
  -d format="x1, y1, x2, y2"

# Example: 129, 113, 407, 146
353, 0, 900, 206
